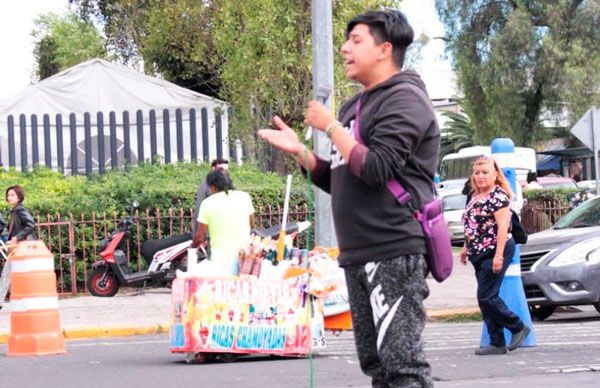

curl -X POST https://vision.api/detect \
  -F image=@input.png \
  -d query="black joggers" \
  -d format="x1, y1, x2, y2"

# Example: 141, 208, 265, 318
344, 254, 433, 388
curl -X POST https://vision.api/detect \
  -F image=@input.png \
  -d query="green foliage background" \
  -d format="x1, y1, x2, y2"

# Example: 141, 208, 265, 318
435, 1, 600, 146
0, 163, 309, 217
63, 0, 397, 150
32, 12, 107, 81
522, 188, 579, 204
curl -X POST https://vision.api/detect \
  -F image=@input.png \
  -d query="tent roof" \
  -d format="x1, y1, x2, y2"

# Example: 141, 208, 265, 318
0, 58, 226, 123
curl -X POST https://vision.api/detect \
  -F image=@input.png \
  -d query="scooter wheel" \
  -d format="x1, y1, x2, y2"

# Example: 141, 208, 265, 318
87, 267, 120, 297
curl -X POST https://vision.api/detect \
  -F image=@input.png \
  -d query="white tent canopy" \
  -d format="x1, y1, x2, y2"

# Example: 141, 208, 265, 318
0, 58, 227, 123
0, 59, 230, 172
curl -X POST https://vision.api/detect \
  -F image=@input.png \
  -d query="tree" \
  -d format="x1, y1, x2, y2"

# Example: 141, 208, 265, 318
141, 1, 223, 98
70, 0, 398, 160
435, 1, 600, 146
33, 37, 60, 80
32, 12, 107, 81
439, 108, 475, 160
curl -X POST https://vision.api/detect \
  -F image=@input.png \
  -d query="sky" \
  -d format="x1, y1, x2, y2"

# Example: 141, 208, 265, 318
0, 0, 455, 101
0, 0, 68, 100
400, 0, 457, 100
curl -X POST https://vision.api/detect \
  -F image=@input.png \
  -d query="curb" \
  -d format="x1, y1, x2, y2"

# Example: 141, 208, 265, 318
427, 307, 481, 321
0, 324, 170, 344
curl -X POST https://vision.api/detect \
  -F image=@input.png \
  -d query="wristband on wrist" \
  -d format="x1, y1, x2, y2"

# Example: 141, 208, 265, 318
325, 121, 342, 138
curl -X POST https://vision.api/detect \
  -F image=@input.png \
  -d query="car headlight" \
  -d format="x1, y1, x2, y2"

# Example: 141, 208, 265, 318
549, 238, 600, 267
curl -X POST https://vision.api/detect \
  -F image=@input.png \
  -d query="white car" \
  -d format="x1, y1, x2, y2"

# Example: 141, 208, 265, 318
440, 189, 467, 246
577, 180, 596, 191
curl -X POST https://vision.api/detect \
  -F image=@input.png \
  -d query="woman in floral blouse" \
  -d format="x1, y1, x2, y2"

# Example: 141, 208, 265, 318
460, 157, 531, 356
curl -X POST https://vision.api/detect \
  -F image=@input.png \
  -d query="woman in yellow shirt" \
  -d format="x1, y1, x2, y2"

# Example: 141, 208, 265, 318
191, 168, 254, 275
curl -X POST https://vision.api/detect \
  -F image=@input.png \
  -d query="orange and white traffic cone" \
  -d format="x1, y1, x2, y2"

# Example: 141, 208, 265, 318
7, 240, 66, 356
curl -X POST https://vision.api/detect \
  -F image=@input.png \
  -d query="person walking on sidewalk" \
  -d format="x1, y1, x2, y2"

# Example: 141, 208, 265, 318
460, 157, 531, 355
191, 158, 229, 236
0, 185, 36, 310
258, 10, 435, 387
6, 185, 36, 245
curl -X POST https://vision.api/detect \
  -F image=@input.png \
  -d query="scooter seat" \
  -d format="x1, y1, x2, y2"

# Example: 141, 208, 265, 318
140, 233, 191, 262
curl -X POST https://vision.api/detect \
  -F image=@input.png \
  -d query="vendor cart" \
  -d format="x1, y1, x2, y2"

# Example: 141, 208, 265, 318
169, 274, 326, 363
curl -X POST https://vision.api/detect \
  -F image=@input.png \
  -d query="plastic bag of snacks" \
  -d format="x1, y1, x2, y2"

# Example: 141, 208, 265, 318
307, 253, 345, 298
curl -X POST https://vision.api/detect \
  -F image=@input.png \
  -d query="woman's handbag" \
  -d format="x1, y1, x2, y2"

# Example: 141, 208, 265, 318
511, 210, 528, 244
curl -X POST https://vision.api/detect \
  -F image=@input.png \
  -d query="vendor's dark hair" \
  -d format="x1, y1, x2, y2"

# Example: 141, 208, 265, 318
206, 169, 234, 194
346, 10, 414, 68
6, 184, 25, 203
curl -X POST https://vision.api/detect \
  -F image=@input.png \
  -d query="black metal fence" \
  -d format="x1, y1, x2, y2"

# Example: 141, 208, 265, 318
1, 107, 228, 175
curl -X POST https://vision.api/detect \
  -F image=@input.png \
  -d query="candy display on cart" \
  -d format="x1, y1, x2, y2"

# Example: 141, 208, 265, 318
168, 235, 349, 362
170, 175, 351, 362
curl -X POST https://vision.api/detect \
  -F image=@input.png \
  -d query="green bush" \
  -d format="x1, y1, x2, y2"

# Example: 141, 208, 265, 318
0, 162, 311, 216
523, 188, 580, 205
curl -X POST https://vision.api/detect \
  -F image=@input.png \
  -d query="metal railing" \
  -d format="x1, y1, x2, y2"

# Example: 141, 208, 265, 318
520, 200, 570, 234
26, 200, 571, 294
35, 204, 311, 294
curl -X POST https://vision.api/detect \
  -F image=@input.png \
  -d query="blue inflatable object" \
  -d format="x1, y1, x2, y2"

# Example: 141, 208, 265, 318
480, 138, 536, 347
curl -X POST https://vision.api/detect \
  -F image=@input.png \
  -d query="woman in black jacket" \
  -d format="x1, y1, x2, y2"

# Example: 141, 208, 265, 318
6, 185, 36, 244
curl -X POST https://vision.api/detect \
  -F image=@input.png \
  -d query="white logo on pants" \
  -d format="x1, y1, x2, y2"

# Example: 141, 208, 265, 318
369, 275, 404, 351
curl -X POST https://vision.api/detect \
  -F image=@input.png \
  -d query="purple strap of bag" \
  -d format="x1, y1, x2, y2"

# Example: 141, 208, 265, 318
352, 98, 452, 282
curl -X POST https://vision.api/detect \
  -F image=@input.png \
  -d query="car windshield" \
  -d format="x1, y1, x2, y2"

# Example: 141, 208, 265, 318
442, 194, 467, 211
554, 196, 600, 229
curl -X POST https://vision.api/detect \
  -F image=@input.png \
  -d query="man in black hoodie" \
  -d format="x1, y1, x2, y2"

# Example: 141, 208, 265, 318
259, 10, 438, 387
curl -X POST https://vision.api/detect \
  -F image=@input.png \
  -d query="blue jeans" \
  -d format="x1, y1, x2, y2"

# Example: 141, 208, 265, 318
472, 239, 524, 347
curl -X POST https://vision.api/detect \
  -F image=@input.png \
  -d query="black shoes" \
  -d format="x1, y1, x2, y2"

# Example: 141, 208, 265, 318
474, 345, 507, 355
475, 325, 531, 355
508, 326, 531, 351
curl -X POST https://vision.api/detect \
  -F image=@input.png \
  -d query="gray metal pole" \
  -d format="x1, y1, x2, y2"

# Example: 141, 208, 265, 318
311, 0, 337, 247
593, 107, 600, 196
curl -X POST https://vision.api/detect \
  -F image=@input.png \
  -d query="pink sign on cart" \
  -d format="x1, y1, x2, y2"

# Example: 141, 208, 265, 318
170, 276, 325, 356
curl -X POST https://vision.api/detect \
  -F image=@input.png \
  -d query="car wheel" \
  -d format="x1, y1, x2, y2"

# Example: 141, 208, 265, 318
529, 305, 556, 321
594, 301, 600, 314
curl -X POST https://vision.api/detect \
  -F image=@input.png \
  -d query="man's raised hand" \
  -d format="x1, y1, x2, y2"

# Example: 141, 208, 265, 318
257, 116, 304, 156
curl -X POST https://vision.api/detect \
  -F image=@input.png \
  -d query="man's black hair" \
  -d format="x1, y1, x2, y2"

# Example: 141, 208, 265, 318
210, 158, 229, 168
346, 9, 414, 68
206, 168, 234, 194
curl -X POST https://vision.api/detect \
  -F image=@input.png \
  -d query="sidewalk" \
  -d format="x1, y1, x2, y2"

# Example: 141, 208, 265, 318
0, 259, 478, 343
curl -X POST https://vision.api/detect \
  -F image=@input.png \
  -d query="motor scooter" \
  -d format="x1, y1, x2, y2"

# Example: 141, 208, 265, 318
87, 199, 311, 297
87, 201, 197, 297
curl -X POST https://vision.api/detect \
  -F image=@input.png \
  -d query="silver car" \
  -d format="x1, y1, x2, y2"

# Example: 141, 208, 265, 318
521, 196, 600, 320
440, 189, 467, 246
